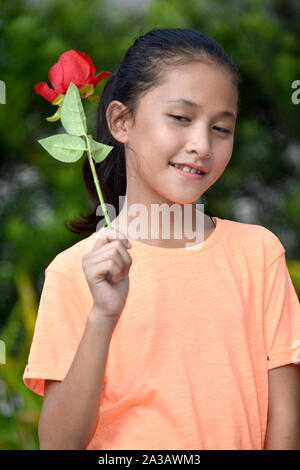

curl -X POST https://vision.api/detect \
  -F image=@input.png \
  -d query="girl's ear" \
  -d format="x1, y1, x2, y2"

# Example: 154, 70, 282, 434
105, 100, 132, 145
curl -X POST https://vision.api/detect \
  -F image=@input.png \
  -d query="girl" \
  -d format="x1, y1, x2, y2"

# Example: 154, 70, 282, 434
23, 28, 300, 450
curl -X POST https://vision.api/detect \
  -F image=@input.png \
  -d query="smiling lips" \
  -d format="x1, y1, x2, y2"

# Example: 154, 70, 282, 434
169, 162, 208, 173
169, 162, 207, 179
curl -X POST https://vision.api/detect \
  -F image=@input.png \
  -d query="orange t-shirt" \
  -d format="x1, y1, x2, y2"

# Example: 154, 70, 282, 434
22, 216, 300, 450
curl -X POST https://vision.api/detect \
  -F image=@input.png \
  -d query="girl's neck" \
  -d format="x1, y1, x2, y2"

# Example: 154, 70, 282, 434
110, 208, 216, 249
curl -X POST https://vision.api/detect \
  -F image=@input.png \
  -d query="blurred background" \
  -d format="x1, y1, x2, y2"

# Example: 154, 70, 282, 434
0, 0, 299, 449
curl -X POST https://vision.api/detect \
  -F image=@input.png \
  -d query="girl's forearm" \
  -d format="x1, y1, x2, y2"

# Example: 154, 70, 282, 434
264, 416, 300, 450
38, 308, 115, 449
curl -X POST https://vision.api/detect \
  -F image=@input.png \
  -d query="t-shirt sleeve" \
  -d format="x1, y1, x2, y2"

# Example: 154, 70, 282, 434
263, 240, 300, 370
22, 268, 87, 396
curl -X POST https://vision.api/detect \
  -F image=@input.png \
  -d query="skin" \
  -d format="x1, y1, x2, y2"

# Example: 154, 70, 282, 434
264, 364, 300, 449
106, 59, 238, 248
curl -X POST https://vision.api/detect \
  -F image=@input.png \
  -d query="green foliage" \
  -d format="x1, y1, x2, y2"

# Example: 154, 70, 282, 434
287, 261, 300, 298
0, 271, 42, 449
37, 83, 113, 164
38, 134, 86, 162
60, 82, 87, 135
87, 135, 114, 163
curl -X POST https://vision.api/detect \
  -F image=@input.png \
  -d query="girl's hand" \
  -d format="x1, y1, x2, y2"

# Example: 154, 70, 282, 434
82, 226, 132, 326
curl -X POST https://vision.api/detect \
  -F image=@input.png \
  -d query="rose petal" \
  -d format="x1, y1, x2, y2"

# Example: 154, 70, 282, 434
92, 71, 111, 87
34, 81, 58, 102
48, 62, 65, 95
76, 50, 96, 76
59, 50, 94, 90
42, 50, 111, 100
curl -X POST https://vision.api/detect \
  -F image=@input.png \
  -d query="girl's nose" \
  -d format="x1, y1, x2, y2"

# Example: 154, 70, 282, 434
186, 128, 211, 157
186, 140, 211, 157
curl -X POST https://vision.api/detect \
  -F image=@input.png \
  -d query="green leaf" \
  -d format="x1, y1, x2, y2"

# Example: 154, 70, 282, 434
51, 94, 64, 106
37, 134, 86, 162
60, 82, 87, 136
46, 107, 61, 122
87, 135, 113, 163
79, 83, 94, 98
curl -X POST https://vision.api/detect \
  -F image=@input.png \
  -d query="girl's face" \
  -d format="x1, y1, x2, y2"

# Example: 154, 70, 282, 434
113, 60, 238, 206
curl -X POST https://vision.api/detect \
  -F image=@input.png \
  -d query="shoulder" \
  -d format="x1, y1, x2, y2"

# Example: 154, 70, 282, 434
222, 218, 285, 269
45, 232, 98, 279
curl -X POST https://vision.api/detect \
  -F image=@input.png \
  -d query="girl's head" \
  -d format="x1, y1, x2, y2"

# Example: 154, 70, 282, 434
67, 27, 242, 237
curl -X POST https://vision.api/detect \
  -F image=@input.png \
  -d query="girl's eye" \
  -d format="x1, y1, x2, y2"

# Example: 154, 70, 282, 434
169, 115, 189, 122
169, 116, 232, 135
213, 126, 232, 135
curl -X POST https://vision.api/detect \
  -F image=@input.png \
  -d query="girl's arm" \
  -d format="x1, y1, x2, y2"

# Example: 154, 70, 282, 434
264, 363, 300, 450
38, 307, 115, 450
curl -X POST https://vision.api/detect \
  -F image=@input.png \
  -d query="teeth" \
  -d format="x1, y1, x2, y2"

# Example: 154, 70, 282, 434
173, 164, 203, 175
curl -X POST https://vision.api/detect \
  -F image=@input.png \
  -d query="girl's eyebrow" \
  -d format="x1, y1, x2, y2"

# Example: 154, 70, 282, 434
166, 98, 236, 121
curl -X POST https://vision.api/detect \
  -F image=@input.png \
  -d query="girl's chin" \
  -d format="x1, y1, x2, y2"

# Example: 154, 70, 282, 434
165, 196, 204, 205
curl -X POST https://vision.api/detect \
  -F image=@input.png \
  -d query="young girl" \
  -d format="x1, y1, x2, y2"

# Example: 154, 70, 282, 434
23, 28, 300, 450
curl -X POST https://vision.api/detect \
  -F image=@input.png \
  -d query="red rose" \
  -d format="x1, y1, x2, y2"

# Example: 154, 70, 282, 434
34, 49, 111, 102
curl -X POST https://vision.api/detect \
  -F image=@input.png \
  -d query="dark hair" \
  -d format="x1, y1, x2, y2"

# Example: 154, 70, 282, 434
66, 27, 242, 238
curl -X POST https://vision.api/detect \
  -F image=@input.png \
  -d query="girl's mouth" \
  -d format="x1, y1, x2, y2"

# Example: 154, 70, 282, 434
168, 162, 206, 180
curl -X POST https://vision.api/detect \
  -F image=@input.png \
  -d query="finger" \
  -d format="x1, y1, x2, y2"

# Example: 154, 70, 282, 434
92, 226, 130, 251
105, 257, 124, 283
104, 257, 127, 283
95, 240, 132, 274
93, 239, 132, 269
91, 256, 123, 283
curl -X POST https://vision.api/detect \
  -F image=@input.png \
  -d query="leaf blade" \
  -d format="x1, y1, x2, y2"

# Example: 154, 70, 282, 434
37, 134, 86, 162
60, 82, 87, 136
87, 135, 113, 163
